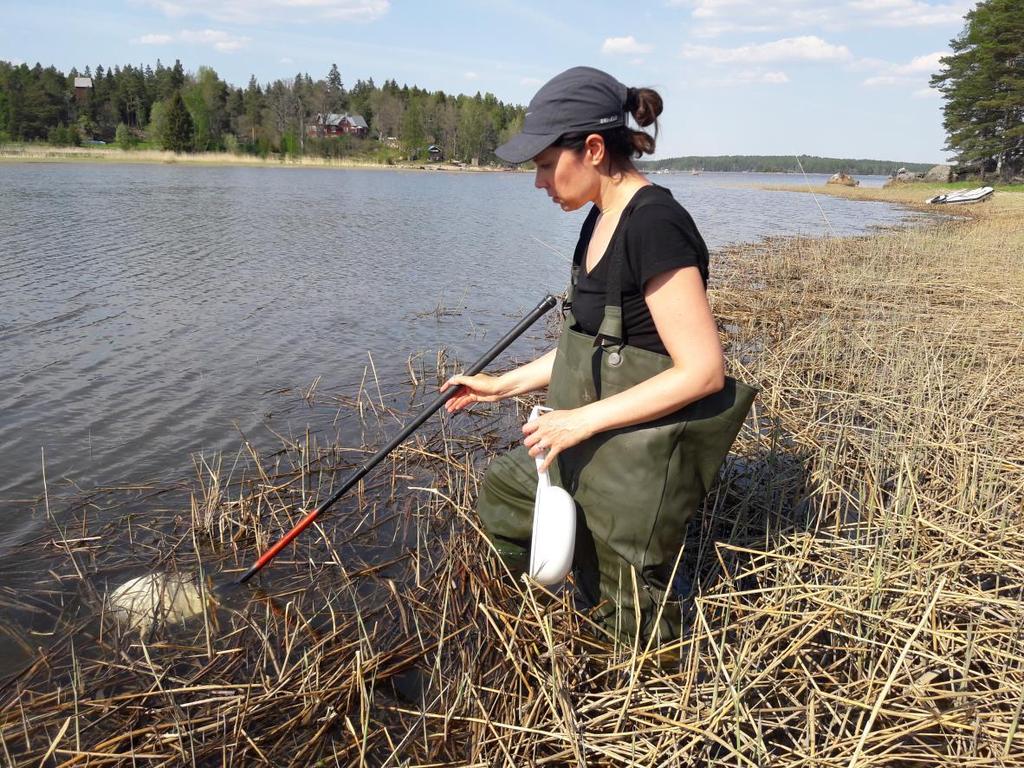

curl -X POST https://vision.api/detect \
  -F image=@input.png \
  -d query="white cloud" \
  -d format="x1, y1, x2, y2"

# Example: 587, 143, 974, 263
464, 71, 479, 80
137, 0, 390, 24
704, 69, 791, 86
681, 36, 851, 64
670, 0, 971, 36
847, 0, 972, 27
179, 29, 250, 51
671, 0, 826, 36
137, 33, 174, 44
857, 50, 948, 100
689, 22, 774, 38
134, 28, 250, 52
861, 50, 948, 86
896, 51, 946, 75
280, 57, 294, 64
602, 36, 654, 55
845, 55, 891, 72
520, 77, 543, 86
863, 75, 899, 86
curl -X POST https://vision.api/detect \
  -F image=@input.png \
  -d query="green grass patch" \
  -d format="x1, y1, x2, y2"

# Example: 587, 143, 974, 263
929, 180, 1023, 191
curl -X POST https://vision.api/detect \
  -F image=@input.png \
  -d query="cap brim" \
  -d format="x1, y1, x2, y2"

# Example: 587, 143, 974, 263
495, 131, 560, 164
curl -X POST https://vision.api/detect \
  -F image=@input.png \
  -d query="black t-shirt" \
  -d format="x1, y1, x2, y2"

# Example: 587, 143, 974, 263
570, 185, 709, 356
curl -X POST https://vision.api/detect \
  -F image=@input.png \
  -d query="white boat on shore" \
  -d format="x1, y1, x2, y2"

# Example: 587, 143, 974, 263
926, 186, 994, 205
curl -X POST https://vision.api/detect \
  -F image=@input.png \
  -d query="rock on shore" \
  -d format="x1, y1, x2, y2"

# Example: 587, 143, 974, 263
924, 165, 953, 183
827, 172, 859, 187
884, 167, 924, 187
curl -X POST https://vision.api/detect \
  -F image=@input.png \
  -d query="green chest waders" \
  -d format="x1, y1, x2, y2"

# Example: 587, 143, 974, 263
477, 196, 757, 643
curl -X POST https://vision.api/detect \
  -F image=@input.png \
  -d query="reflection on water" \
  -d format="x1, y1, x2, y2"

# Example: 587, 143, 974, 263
0, 164, 924, 545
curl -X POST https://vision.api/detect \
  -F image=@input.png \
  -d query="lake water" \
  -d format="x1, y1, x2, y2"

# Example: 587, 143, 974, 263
0, 164, 922, 584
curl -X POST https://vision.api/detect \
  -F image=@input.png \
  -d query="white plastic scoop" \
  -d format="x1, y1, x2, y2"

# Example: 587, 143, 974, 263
527, 406, 576, 585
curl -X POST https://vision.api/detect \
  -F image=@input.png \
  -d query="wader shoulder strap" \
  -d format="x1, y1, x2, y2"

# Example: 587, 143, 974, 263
594, 186, 665, 348
564, 206, 600, 327
564, 263, 581, 327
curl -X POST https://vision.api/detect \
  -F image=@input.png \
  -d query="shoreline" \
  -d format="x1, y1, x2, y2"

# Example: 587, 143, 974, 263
762, 178, 1024, 205
1, 181, 1022, 764
7, 147, 1016, 197
0, 144, 518, 172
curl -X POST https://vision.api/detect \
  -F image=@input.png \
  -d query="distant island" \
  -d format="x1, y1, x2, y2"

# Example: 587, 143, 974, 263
640, 155, 936, 176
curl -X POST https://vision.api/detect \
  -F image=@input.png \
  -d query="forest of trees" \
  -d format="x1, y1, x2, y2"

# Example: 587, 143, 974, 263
0, 59, 526, 164
931, 0, 1023, 180
642, 155, 934, 175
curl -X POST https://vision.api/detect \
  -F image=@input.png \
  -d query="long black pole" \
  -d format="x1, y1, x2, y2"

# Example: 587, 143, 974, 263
237, 294, 558, 584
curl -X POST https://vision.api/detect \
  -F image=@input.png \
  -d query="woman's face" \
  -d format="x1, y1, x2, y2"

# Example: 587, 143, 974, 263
532, 145, 599, 212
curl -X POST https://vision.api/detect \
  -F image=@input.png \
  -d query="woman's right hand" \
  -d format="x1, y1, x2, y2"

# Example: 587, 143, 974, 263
441, 373, 509, 413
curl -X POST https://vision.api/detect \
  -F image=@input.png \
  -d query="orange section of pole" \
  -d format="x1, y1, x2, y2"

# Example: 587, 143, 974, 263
237, 506, 324, 583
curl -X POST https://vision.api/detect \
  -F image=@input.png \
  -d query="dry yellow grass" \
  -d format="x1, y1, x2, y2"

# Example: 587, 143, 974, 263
1, 185, 1022, 766
0, 144, 507, 172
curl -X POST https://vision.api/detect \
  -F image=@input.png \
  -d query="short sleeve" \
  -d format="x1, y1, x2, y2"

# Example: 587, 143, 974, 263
623, 202, 709, 289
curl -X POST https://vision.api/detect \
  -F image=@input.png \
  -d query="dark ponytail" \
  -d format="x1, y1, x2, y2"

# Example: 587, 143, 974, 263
555, 84, 663, 164
625, 87, 661, 128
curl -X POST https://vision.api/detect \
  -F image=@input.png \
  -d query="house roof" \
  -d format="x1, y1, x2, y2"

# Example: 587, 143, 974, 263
74, 77, 93, 88
317, 112, 369, 129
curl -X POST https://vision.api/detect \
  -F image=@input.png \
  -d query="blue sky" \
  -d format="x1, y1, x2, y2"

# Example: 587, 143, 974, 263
1, 0, 976, 163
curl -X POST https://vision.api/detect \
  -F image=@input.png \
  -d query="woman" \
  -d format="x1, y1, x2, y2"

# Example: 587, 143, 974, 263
442, 66, 754, 643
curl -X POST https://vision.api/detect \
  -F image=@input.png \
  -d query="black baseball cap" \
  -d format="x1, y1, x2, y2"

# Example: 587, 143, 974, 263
496, 66, 628, 164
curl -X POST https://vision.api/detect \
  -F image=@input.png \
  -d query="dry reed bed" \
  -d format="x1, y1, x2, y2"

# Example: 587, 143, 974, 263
0, 145, 385, 168
0, 145, 506, 172
2, 190, 1023, 766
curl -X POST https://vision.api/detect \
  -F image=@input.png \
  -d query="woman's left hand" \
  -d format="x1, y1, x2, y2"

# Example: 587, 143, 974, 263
522, 408, 595, 472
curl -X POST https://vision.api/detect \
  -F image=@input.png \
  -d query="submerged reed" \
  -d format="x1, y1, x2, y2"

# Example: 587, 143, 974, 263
1, 186, 1022, 766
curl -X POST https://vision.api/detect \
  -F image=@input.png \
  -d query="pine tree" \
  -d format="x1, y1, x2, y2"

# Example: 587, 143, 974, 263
162, 89, 193, 152
327, 63, 345, 109
242, 75, 262, 143
169, 60, 185, 92
931, 0, 1024, 180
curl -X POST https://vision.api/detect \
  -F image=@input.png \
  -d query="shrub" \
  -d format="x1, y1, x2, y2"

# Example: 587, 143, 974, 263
48, 124, 81, 147
115, 123, 137, 150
